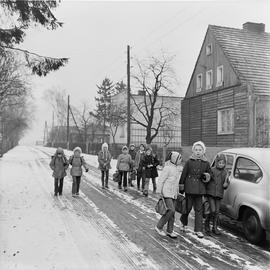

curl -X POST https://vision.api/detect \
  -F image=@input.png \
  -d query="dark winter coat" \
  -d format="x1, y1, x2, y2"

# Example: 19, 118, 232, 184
179, 158, 211, 195
141, 154, 159, 179
129, 149, 137, 161
206, 167, 228, 199
50, 155, 69, 178
135, 151, 145, 172
98, 150, 112, 171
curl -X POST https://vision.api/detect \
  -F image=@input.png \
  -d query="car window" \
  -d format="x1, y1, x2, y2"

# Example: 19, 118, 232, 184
234, 157, 262, 183
225, 154, 234, 174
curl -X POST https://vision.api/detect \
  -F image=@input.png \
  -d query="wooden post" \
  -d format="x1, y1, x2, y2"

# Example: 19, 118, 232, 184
127, 45, 131, 146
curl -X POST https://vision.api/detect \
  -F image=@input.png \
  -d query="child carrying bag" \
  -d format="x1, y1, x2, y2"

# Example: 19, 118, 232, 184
155, 196, 168, 215
113, 171, 120, 182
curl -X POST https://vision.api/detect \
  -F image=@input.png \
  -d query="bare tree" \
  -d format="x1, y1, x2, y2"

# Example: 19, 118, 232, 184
43, 87, 67, 144
131, 55, 177, 145
109, 103, 127, 146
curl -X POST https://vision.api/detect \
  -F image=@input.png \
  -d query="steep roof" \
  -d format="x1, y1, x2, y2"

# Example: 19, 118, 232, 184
209, 24, 270, 96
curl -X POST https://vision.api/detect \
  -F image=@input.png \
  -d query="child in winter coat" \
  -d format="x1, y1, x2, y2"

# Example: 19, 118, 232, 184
155, 152, 182, 238
134, 144, 146, 191
69, 147, 89, 197
179, 141, 211, 238
204, 153, 229, 235
49, 147, 69, 196
128, 144, 137, 187
116, 146, 132, 191
98, 142, 112, 189
141, 146, 159, 197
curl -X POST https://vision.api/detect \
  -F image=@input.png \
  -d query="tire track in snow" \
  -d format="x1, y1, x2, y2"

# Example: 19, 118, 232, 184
36, 147, 270, 270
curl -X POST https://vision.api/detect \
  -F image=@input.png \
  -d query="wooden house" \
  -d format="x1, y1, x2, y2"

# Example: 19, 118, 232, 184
181, 22, 270, 153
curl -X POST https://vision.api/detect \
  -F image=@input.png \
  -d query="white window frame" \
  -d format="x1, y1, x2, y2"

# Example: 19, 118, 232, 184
196, 73, 202, 92
216, 65, 224, 87
217, 108, 234, 135
206, 43, 212, 56
206, 69, 213, 90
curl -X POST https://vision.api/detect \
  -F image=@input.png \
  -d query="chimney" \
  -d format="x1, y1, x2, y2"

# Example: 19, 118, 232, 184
243, 22, 265, 33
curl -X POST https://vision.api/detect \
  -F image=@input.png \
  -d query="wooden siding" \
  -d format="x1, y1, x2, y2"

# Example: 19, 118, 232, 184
234, 88, 249, 146
189, 96, 202, 144
202, 93, 217, 146
186, 29, 239, 98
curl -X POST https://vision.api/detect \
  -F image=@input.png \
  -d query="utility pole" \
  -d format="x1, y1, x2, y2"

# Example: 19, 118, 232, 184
43, 121, 48, 146
67, 95, 70, 150
127, 45, 131, 146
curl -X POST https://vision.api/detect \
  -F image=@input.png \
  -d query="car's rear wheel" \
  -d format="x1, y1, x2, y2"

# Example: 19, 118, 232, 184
242, 208, 265, 244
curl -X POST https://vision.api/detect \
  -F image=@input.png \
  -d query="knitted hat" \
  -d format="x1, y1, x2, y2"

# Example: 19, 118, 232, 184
169, 151, 182, 165
122, 145, 128, 151
139, 144, 145, 150
56, 147, 64, 154
129, 144, 135, 148
145, 146, 152, 152
192, 141, 206, 154
102, 142, 108, 149
215, 153, 226, 167
73, 146, 82, 154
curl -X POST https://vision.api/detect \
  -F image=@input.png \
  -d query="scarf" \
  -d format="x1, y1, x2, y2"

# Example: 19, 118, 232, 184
190, 153, 208, 162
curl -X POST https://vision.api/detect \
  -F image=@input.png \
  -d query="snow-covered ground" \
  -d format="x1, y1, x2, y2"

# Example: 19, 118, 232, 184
0, 146, 158, 270
1, 146, 269, 270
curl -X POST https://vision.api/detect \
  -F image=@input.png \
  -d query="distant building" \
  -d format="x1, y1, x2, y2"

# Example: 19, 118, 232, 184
111, 91, 183, 148
181, 22, 270, 151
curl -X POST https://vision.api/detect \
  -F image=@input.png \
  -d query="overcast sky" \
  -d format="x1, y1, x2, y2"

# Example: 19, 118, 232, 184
19, 0, 270, 143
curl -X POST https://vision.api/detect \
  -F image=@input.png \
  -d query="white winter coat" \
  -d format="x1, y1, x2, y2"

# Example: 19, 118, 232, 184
157, 161, 182, 199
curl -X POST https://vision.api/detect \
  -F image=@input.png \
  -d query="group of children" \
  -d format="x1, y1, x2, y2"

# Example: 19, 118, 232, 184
155, 140, 230, 239
50, 140, 229, 239
49, 146, 89, 197
98, 143, 159, 196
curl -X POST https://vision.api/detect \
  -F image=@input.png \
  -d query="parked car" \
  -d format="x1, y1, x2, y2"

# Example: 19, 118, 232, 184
211, 148, 270, 244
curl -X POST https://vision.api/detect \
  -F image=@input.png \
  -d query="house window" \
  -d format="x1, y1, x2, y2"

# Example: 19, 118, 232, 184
206, 43, 212, 55
217, 108, 234, 134
196, 73, 202, 92
217, 65, 224, 87
206, 70, 213, 90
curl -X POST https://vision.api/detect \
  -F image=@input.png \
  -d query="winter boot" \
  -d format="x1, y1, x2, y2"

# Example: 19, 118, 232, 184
204, 214, 211, 234
212, 213, 221, 235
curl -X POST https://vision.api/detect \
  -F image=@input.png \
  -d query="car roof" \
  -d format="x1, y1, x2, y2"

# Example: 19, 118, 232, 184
220, 148, 270, 169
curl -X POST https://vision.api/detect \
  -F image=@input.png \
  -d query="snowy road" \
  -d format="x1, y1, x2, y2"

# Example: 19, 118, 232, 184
0, 146, 269, 270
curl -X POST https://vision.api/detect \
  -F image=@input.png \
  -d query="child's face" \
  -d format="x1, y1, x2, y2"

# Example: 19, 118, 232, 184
122, 149, 128, 154
193, 145, 204, 158
140, 146, 144, 151
146, 150, 151, 155
217, 160, 226, 169
57, 153, 62, 157
130, 146, 135, 150
74, 150, 80, 157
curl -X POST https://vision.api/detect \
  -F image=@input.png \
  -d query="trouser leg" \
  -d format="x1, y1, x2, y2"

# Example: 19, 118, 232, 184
54, 178, 59, 195
105, 170, 109, 187
72, 176, 77, 195
180, 195, 193, 226
123, 171, 128, 188
101, 170, 105, 188
58, 178, 64, 195
118, 171, 123, 187
194, 195, 203, 232
143, 178, 150, 196
157, 198, 175, 233
152, 177, 157, 192
76, 176, 81, 193
137, 171, 141, 189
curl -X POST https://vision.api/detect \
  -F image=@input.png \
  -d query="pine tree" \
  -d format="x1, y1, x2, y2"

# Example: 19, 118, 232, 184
0, 0, 68, 76
94, 78, 114, 142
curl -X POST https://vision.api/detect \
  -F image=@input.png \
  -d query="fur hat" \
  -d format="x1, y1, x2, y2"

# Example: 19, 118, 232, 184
102, 142, 108, 150
192, 141, 206, 154
73, 146, 82, 154
201, 172, 211, 183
